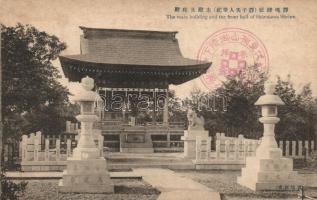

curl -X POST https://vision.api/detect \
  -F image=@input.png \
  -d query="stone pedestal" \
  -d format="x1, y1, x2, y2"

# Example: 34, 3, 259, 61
182, 130, 208, 159
237, 147, 299, 191
59, 158, 113, 193
237, 81, 299, 191
120, 127, 154, 153
59, 76, 114, 193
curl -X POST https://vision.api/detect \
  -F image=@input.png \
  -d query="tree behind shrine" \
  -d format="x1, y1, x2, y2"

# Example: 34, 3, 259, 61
189, 70, 317, 141
1, 23, 71, 140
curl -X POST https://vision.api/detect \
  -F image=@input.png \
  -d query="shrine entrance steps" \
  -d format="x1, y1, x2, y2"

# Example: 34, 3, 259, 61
106, 152, 195, 170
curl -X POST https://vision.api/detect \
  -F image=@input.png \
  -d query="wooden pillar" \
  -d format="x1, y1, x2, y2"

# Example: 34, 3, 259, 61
152, 88, 157, 124
163, 89, 169, 125
66, 139, 71, 158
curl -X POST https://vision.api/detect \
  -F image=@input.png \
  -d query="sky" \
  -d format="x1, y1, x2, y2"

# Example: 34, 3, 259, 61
1, 0, 316, 99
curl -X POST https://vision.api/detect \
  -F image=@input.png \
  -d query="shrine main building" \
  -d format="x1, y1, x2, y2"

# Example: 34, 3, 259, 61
59, 26, 211, 153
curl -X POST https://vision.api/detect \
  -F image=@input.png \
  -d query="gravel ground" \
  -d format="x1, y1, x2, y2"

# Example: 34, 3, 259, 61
14, 179, 160, 200
175, 170, 317, 200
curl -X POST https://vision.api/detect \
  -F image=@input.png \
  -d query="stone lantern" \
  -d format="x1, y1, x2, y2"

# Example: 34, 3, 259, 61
237, 81, 299, 191
59, 76, 114, 193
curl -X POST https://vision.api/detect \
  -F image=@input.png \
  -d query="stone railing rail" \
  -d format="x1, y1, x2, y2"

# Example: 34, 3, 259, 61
214, 133, 260, 160
278, 140, 315, 158
195, 133, 315, 162
21, 132, 104, 163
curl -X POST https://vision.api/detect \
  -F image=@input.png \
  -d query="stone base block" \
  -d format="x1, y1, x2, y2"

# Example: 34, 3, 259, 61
238, 154, 300, 191
182, 130, 209, 159
59, 157, 114, 193
237, 177, 299, 191
21, 161, 66, 172
182, 139, 196, 159
59, 180, 114, 193
183, 130, 209, 139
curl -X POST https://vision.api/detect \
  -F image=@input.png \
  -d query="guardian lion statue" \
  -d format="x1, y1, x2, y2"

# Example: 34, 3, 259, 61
187, 108, 205, 130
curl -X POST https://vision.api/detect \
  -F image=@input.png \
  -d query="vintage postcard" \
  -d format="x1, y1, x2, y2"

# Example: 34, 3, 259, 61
0, 0, 316, 199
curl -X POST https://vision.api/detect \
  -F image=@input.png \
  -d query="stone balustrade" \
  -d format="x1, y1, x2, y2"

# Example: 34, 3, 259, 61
20, 131, 104, 171
278, 140, 315, 158
195, 132, 315, 162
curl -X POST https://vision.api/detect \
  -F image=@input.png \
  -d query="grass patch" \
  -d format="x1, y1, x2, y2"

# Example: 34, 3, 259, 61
175, 170, 304, 200
15, 179, 160, 200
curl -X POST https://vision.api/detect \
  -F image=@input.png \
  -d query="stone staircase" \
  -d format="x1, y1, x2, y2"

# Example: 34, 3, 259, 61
106, 152, 194, 170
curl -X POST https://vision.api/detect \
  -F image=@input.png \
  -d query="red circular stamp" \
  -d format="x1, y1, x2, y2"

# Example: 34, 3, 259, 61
197, 28, 269, 90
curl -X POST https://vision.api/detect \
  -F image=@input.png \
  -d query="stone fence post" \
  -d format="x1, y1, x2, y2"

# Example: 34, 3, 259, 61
234, 140, 239, 160
285, 141, 290, 157
21, 135, 28, 162
34, 137, 39, 161
292, 141, 296, 157
243, 140, 249, 160
216, 140, 220, 159
66, 121, 71, 132
298, 141, 302, 158
45, 138, 49, 161
56, 139, 60, 161
206, 137, 211, 159
225, 140, 230, 160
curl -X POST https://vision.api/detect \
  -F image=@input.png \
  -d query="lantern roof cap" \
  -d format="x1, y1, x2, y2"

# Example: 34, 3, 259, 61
255, 95, 285, 106
255, 81, 285, 106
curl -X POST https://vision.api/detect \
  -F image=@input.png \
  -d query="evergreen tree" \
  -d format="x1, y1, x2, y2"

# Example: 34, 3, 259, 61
1, 23, 70, 139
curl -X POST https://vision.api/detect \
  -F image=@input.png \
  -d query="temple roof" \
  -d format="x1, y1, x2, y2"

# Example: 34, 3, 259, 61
59, 27, 211, 86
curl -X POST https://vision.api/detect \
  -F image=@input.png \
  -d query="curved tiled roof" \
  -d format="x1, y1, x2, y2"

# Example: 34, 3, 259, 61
59, 27, 211, 85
